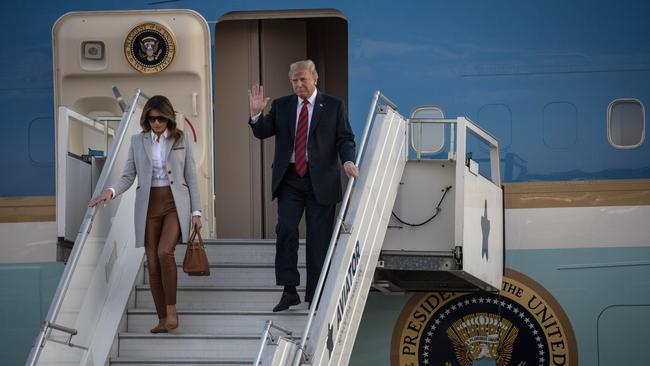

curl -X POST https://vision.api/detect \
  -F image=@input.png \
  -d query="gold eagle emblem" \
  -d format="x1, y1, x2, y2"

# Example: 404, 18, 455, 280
446, 313, 517, 366
124, 22, 176, 74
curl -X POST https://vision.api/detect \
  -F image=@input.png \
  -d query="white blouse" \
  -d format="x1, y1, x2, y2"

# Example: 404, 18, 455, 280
151, 130, 170, 187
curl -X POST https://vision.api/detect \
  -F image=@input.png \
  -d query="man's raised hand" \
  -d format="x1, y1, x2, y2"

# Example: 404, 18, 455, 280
248, 84, 270, 117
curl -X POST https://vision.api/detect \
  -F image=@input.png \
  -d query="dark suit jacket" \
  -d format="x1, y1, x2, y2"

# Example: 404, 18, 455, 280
249, 91, 356, 205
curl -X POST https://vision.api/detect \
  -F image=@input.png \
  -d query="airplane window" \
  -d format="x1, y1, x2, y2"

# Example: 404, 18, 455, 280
409, 105, 446, 155
608, 98, 645, 148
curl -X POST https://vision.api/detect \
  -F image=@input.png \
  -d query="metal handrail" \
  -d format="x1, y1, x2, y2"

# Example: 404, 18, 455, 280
408, 117, 457, 160
253, 320, 295, 365
410, 118, 458, 124
458, 116, 501, 186
26, 89, 144, 366
409, 116, 500, 183
292, 91, 397, 365
41, 322, 88, 350
409, 116, 498, 148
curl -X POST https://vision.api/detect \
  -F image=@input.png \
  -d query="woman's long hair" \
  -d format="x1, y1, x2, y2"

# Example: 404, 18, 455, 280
140, 95, 183, 145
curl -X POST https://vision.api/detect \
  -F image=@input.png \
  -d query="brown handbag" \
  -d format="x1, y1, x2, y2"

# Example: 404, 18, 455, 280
183, 229, 210, 276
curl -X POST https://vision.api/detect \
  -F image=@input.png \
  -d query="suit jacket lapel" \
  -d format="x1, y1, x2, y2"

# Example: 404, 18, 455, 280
142, 133, 153, 162
308, 92, 324, 137
289, 94, 298, 141
164, 134, 174, 160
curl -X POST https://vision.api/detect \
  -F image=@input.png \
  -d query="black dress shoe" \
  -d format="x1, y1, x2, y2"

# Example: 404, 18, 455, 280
273, 292, 301, 312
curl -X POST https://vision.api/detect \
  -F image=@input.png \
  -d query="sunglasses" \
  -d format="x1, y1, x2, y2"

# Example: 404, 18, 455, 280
147, 115, 169, 124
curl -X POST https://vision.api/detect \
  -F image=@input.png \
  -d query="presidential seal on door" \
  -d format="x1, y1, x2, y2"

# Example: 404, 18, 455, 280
124, 22, 176, 73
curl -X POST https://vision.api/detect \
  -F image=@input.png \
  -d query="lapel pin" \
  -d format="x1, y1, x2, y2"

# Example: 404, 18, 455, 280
319, 103, 324, 107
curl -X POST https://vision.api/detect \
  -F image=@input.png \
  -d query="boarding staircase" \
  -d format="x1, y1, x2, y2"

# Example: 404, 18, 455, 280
27, 91, 504, 366
112, 239, 309, 365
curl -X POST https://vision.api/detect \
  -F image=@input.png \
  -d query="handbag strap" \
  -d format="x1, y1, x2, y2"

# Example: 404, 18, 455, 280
194, 229, 205, 248
187, 229, 197, 248
187, 228, 204, 249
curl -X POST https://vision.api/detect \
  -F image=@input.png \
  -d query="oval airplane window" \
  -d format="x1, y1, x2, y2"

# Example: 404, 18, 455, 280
409, 105, 445, 155
608, 98, 645, 149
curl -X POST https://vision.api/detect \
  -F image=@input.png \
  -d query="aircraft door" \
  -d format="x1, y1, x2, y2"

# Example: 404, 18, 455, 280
53, 10, 214, 238
214, 18, 307, 239
214, 12, 348, 239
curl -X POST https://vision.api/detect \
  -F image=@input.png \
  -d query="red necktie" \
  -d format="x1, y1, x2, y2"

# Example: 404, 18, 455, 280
294, 99, 309, 176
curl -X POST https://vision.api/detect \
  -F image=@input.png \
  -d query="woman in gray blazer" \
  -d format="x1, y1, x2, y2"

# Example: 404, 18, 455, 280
90, 95, 201, 333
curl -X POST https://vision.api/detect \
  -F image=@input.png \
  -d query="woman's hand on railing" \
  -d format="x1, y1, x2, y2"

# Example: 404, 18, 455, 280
343, 161, 359, 178
89, 189, 113, 207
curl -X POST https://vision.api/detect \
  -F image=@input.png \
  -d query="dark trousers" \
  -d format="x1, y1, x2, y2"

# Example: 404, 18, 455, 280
144, 187, 181, 320
275, 165, 336, 302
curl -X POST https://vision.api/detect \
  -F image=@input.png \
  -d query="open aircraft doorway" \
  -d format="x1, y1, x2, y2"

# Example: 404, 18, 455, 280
214, 10, 348, 239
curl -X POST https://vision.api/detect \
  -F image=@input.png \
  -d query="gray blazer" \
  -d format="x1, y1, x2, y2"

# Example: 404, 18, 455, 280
111, 132, 201, 247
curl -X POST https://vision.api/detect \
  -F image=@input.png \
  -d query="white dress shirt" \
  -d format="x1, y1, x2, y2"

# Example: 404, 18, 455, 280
151, 129, 171, 187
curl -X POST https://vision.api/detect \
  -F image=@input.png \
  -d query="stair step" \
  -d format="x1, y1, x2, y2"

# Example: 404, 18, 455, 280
135, 286, 308, 311
127, 309, 308, 334
117, 334, 269, 358
143, 263, 307, 287
116, 240, 312, 363
111, 358, 251, 365
175, 239, 306, 265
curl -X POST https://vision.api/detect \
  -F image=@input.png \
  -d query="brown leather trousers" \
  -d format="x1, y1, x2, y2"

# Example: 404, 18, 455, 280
145, 186, 181, 319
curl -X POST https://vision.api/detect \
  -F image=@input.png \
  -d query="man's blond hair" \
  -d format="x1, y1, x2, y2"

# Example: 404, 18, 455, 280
288, 59, 319, 80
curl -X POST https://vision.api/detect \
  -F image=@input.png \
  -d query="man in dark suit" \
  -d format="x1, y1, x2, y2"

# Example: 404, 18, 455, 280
248, 60, 358, 312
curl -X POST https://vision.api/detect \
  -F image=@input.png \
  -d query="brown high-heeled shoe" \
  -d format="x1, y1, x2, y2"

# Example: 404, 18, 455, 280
150, 320, 168, 334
